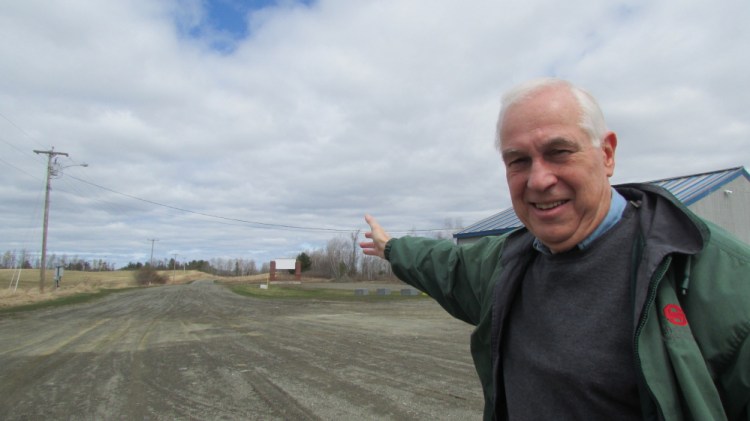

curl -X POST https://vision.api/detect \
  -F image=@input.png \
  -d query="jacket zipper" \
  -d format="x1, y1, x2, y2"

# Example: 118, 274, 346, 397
633, 255, 671, 420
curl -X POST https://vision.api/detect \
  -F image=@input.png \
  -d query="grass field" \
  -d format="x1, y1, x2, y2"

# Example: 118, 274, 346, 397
0, 268, 210, 309
0, 269, 414, 309
0, 268, 225, 289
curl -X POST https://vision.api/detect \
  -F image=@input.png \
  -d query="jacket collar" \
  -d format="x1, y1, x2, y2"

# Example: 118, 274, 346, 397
614, 183, 708, 256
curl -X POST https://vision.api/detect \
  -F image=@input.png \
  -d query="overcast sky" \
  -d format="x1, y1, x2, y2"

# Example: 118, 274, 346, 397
1, 0, 748, 269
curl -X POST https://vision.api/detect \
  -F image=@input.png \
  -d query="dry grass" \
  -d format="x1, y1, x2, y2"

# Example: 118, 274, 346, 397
0, 269, 210, 308
0, 269, 395, 309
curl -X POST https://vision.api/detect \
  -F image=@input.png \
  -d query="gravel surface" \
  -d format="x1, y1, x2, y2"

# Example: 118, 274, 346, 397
0, 280, 483, 420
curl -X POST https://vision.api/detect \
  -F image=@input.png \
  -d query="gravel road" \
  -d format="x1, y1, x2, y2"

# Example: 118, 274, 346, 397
0, 280, 483, 420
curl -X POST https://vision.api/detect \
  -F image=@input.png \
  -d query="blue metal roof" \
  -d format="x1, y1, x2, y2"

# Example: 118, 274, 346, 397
454, 166, 749, 240
649, 166, 748, 205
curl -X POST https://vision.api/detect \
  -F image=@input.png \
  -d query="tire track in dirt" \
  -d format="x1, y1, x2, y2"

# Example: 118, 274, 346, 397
0, 281, 482, 420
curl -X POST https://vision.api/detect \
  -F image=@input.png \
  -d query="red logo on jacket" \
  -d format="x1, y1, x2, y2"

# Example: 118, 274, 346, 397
663, 304, 688, 326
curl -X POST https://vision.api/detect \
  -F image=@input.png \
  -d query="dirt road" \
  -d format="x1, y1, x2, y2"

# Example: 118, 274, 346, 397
0, 281, 483, 420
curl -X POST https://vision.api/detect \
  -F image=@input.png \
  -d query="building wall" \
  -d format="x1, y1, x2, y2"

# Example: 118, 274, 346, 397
687, 176, 750, 245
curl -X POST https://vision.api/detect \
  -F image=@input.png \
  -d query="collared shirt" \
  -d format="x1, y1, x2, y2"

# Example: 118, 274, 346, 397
533, 188, 627, 254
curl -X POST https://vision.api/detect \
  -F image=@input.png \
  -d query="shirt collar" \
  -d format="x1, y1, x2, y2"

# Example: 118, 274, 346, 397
533, 188, 627, 255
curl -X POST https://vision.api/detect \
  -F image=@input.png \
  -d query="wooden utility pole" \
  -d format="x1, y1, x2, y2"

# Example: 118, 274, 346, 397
148, 239, 159, 267
33, 148, 69, 292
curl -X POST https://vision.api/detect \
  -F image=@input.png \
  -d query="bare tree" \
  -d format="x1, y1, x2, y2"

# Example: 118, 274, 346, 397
2, 250, 15, 268
242, 259, 258, 275
307, 249, 329, 278
348, 230, 360, 277
326, 236, 350, 280
360, 254, 393, 281
435, 217, 464, 240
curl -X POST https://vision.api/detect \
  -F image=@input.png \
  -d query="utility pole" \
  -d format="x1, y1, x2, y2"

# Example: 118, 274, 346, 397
33, 148, 69, 292
148, 239, 159, 267
172, 253, 178, 282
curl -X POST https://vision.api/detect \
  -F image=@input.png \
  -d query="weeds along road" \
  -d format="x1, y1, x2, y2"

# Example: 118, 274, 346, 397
0, 280, 482, 420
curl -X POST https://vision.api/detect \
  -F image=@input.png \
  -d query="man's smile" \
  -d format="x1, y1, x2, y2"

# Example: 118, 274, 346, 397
532, 200, 568, 210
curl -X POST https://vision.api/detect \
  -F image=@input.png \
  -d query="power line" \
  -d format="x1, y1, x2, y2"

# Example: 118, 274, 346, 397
65, 174, 452, 234
0, 110, 48, 150
66, 174, 358, 233
0, 134, 36, 158
0, 156, 42, 181
0, 111, 32, 136
2, 112, 454, 235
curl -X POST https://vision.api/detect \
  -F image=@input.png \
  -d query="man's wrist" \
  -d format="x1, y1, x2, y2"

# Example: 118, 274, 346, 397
384, 238, 394, 261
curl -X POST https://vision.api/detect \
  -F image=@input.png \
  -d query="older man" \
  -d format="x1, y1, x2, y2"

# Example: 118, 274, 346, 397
361, 78, 749, 420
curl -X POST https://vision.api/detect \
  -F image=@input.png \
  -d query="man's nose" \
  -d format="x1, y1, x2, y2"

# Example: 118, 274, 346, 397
527, 161, 557, 191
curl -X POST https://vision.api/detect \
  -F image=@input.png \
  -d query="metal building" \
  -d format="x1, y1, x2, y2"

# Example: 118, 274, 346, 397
454, 166, 750, 246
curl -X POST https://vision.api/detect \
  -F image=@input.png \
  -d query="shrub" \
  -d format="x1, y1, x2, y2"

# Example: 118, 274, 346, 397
135, 266, 168, 285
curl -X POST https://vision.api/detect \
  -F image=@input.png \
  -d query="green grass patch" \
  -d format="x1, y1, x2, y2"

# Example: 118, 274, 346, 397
227, 284, 426, 302
0, 287, 139, 316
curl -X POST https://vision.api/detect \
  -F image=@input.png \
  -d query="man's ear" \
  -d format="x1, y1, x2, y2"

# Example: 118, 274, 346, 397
601, 131, 617, 177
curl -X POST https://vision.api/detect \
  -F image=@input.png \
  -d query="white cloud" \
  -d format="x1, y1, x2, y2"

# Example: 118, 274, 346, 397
1, 0, 748, 268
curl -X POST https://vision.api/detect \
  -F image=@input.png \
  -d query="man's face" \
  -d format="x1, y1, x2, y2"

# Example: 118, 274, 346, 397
500, 86, 616, 253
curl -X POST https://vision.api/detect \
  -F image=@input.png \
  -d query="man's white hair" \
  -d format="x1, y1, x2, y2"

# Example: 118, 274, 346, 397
495, 78, 608, 150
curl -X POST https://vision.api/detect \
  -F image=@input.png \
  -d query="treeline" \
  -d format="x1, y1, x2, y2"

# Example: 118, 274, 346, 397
120, 258, 262, 276
305, 231, 394, 281
1, 250, 115, 271
1, 221, 459, 281
114, 231, 399, 281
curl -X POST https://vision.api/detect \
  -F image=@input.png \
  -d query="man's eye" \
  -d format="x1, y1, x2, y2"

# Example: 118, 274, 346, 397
549, 149, 572, 158
509, 157, 530, 167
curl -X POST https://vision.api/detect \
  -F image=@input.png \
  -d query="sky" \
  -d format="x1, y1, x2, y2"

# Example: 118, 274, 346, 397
1, 0, 749, 269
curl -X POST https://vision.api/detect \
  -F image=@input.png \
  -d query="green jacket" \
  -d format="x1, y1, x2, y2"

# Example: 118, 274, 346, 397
386, 184, 750, 420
